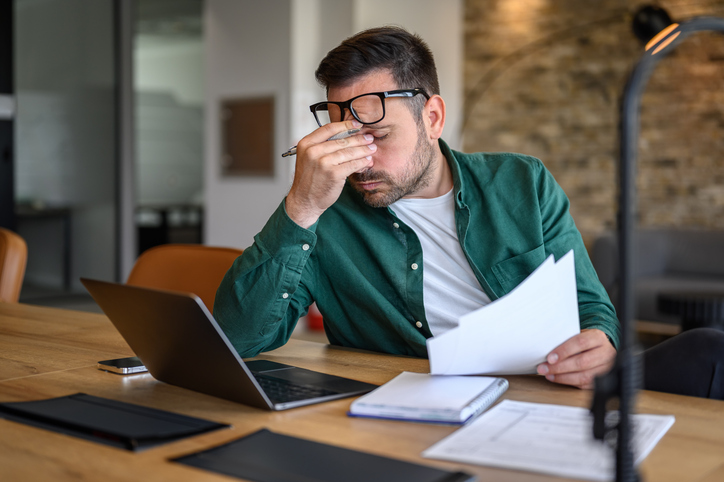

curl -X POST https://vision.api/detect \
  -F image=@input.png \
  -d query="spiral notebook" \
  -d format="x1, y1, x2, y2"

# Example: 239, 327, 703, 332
348, 372, 508, 424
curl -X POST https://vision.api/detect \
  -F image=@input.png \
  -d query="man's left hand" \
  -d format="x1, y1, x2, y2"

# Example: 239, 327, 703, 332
536, 329, 616, 389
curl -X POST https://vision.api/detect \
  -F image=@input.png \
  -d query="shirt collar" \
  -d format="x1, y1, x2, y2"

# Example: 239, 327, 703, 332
438, 139, 466, 208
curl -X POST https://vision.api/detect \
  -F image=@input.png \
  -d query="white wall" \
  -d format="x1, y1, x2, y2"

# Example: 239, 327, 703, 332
290, 0, 354, 148
135, 38, 204, 206
204, 0, 292, 248
353, 0, 464, 149
204, 0, 463, 248
135, 37, 204, 105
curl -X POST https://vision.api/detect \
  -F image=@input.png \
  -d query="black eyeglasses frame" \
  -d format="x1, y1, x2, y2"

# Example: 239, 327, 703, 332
309, 88, 430, 127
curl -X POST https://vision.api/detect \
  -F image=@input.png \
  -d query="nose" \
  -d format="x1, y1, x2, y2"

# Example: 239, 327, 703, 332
342, 109, 356, 123
355, 160, 374, 174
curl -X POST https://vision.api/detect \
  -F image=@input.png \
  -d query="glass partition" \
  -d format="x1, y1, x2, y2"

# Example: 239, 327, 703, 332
14, 0, 117, 307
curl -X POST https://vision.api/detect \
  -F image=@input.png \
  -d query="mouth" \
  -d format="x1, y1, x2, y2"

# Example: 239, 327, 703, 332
357, 181, 384, 191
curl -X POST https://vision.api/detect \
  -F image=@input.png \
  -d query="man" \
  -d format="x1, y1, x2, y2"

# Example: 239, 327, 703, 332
214, 26, 619, 390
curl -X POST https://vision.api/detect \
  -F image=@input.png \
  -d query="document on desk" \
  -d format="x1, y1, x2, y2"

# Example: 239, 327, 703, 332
423, 400, 675, 481
427, 250, 580, 375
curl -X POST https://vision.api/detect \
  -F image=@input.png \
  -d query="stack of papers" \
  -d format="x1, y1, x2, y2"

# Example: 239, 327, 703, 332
349, 372, 508, 424
423, 400, 675, 481
427, 250, 580, 375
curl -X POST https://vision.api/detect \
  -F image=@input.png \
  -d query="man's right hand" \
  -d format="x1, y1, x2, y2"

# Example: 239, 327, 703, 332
285, 120, 376, 228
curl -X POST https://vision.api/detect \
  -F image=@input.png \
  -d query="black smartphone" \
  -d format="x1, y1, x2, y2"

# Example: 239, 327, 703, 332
97, 356, 148, 375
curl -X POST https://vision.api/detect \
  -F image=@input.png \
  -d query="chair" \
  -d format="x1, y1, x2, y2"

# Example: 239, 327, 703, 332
126, 244, 244, 312
0, 227, 28, 303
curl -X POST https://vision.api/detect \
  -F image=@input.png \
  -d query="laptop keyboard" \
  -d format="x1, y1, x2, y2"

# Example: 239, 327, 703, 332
254, 374, 338, 403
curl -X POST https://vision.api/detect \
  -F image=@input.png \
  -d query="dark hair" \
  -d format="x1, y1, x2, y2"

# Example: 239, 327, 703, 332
315, 26, 440, 118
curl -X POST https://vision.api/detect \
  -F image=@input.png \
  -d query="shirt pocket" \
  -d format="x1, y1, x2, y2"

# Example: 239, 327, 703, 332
491, 244, 547, 294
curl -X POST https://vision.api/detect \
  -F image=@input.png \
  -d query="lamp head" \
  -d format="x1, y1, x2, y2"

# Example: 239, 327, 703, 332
632, 5, 674, 44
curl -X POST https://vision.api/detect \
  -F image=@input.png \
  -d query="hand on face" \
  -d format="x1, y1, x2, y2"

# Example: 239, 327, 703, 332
285, 120, 376, 228
536, 328, 616, 389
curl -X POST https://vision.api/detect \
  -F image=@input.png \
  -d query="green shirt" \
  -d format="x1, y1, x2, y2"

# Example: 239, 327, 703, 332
214, 140, 620, 358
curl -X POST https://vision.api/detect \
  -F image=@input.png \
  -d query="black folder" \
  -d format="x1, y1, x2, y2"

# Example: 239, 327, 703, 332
172, 428, 475, 482
0, 393, 228, 451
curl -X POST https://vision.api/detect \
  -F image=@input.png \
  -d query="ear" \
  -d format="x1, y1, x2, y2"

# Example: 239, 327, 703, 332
424, 95, 446, 140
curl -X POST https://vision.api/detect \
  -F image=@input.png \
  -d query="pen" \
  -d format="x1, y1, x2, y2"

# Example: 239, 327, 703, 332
281, 128, 361, 157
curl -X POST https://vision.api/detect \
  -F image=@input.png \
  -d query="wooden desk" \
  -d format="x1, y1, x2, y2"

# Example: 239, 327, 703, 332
1, 303, 723, 481
636, 319, 682, 348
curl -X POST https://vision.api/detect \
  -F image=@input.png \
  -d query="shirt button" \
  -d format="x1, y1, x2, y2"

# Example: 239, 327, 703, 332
415, 321, 423, 328
282, 293, 289, 299
302, 243, 310, 251
393, 222, 400, 229
411, 263, 419, 270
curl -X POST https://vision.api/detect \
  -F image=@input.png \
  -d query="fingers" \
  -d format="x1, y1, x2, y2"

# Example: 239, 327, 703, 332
537, 329, 616, 389
296, 121, 376, 174
305, 137, 376, 169
546, 329, 603, 365
343, 156, 376, 175
304, 119, 364, 146
285, 121, 375, 228
543, 365, 609, 389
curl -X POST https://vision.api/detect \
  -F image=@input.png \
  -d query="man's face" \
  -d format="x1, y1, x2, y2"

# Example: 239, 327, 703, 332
327, 70, 437, 208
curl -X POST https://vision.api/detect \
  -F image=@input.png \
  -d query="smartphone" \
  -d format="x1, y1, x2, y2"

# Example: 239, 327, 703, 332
97, 356, 148, 375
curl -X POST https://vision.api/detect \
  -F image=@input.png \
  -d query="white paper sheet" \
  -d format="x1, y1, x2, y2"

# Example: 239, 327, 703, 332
422, 400, 675, 481
427, 250, 580, 375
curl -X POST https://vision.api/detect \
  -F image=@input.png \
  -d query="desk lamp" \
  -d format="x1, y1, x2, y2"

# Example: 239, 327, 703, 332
591, 16, 724, 482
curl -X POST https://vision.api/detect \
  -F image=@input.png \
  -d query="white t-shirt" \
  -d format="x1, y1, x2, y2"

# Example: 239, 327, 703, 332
391, 190, 491, 336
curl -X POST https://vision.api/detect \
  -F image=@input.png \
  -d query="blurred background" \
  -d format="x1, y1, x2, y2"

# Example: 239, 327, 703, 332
1, 0, 723, 340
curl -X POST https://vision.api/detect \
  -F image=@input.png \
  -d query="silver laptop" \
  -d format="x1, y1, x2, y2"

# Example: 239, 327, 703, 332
81, 278, 376, 410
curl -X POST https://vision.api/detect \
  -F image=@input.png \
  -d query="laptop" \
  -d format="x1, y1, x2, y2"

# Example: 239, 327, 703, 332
80, 278, 377, 410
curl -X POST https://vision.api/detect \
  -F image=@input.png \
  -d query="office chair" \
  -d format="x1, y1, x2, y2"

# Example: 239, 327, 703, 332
126, 244, 244, 312
0, 227, 28, 303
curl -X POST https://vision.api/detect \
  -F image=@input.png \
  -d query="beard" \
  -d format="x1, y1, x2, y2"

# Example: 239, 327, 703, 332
348, 123, 437, 208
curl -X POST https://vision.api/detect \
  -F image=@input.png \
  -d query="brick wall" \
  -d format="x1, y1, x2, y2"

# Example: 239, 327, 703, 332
463, 0, 724, 246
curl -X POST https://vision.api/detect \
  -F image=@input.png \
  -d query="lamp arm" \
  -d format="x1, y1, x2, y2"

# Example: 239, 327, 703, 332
592, 16, 724, 482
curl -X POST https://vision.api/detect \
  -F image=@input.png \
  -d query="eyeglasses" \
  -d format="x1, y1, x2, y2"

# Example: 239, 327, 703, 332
309, 88, 430, 127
